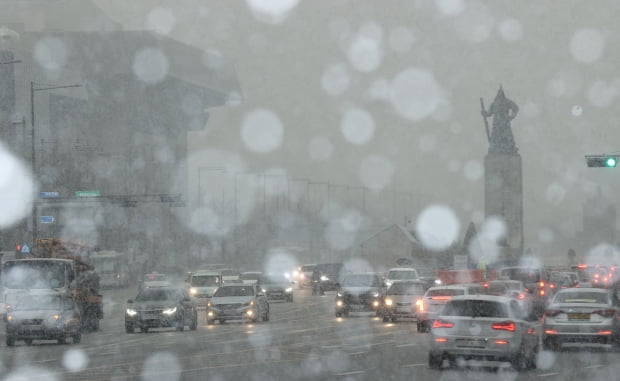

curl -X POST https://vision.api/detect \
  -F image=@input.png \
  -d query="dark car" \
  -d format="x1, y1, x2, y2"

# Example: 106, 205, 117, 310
5, 293, 82, 346
335, 273, 386, 317
311, 262, 346, 295
260, 274, 294, 302
125, 287, 198, 333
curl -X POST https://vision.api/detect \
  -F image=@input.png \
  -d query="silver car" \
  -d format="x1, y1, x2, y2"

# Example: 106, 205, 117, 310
429, 295, 539, 370
5, 293, 82, 346
380, 280, 426, 322
542, 287, 620, 350
207, 283, 269, 324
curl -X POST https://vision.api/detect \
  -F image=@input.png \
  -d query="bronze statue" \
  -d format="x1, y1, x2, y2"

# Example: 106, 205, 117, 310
481, 86, 519, 154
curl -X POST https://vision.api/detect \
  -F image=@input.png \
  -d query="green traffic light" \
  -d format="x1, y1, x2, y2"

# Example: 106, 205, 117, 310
606, 157, 618, 167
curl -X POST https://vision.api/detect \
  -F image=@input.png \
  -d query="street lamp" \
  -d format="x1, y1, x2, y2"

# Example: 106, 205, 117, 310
30, 81, 81, 244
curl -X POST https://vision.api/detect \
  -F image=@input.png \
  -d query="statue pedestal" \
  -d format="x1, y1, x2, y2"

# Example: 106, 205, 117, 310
484, 152, 523, 261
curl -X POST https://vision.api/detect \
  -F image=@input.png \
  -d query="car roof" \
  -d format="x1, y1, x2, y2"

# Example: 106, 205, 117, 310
554, 287, 609, 294
427, 284, 479, 291
448, 294, 513, 303
390, 279, 426, 284
387, 267, 417, 272
192, 271, 220, 276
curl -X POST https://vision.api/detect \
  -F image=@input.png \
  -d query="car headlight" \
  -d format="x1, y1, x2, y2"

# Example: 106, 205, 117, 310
6, 314, 13, 321
372, 292, 380, 298
163, 307, 177, 315
189, 287, 198, 295
386, 281, 393, 287
434, 279, 442, 285
207, 301, 212, 307
285, 287, 293, 293
243, 300, 255, 307
321, 275, 328, 281
126, 308, 137, 316
337, 292, 343, 297
262, 288, 267, 293
385, 298, 393, 306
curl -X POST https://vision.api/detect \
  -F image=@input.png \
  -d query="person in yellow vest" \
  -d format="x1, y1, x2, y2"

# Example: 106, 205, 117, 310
478, 257, 488, 281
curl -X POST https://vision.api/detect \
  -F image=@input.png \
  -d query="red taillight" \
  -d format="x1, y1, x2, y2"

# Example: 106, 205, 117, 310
577, 264, 587, 269
545, 309, 563, 317
491, 321, 516, 332
435, 337, 448, 343
593, 309, 616, 318
494, 339, 509, 345
432, 296, 452, 301
432, 319, 454, 329
598, 330, 613, 335
539, 289, 545, 296
544, 329, 558, 335
527, 328, 537, 335
517, 293, 526, 300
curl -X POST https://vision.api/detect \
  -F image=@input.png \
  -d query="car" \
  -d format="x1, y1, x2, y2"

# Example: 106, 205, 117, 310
497, 266, 553, 317
5, 293, 82, 346
380, 280, 426, 322
220, 269, 241, 284
125, 287, 198, 333
416, 284, 484, 332
542, 287, 620, 350
296, 264, 316, 288
428, 294, 539, 370
481, 280, 534, 317
311, 262, 346, 295
186, 270, 221, 307
206, 283, 269, 324
260, 274, 294, 302
549, 272, 574, 290
239, 271, 262, 284
417, 268, 442, 290
139, 272, 171, 291
334, 273, 386, 317
384, 267, 419, 288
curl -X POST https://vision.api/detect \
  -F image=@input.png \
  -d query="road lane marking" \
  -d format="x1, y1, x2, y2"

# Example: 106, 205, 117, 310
538, 373, 560, 377
400, 363, 425, 367
584, 365, 604, 369
334, 370, 366, 376
396, 343, 419, 348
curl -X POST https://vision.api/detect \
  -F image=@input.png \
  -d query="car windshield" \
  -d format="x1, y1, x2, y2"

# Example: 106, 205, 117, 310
442, 300, 510, 318
191, 275, 220, 286
553, 291, 608, 304
261, 275, 288, 284
15, 295, 62, 310
2, 261, 68, 289
387, 270, 418, 280
388, 282, 425, 295
136, 289, 182, 302
240, 273, 260, 280
342, 275, 381, 287
213, 286, 254, 297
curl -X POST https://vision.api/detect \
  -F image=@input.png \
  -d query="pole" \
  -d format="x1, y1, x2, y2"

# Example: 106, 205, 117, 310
30, 82, 36, 245
480, 98, 490, 142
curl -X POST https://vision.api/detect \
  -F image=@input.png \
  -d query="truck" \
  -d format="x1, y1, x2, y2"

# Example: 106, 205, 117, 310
1, 238, 103, 331
90, 250, 131, 288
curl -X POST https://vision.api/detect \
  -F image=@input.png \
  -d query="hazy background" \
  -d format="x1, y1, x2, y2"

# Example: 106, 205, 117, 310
95, 0, 620, 261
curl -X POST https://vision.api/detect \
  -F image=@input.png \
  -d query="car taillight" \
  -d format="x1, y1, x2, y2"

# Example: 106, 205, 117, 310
539, 281, 545, 288
593, 309, 615, 318
432, 319, 454, 329
544, 309, 563, 317
432, 296, 452, 301
491, 321, 516, 332
539, 289, 545, 296
517, 293, 526, 300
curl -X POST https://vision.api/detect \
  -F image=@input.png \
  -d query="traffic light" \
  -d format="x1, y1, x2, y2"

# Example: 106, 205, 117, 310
586, 155, 619, 167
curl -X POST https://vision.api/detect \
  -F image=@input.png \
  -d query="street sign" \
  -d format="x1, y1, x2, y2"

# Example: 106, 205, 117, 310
21, 244, 30, 253
40, 216, 54, 223
39, 191, 59, 198
75, 190, 101, 197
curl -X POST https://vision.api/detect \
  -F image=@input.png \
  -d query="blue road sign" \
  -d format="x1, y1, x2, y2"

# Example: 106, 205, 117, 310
40, 192, 59, 198
21, 244, 30, 253
40, 216, 54, 223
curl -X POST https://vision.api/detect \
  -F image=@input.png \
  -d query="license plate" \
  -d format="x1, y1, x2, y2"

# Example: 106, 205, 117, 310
456, 338, 486, 348
224, 310, 237, 315
567, 313, 589, 320
142, 313, 157, 319
397, 306, 411, 313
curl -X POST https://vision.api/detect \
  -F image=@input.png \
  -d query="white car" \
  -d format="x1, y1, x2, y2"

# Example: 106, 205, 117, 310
139, 273, 171, 291
385, 267, 419, 288
206, 283, 269, 324
186, 271, 221, 307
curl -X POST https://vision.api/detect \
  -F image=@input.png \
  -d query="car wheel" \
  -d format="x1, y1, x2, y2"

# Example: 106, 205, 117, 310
510, 347, 528, 371
527, 344, 538, 370
125, 323, 135, 333
343, 309, 350, 318
141, 326, 149, 333
206, 319, 214, 325
190, 312, 198, 331
382, 316, 390, 323
176, 319, 185, 331
57, 335, 66, 345
319, 288, 325, 296
263, 309, 270, 322
335, 311, 342, 317
391, 317, 398, 323
428, 352, 442, 369
542, 336, 557, 351
6, 335, 16, 347
73, 331, 82, 344
24, 339, 33, 346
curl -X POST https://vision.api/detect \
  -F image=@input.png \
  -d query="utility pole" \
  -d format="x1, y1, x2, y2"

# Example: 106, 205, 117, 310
30, 81, 81, 244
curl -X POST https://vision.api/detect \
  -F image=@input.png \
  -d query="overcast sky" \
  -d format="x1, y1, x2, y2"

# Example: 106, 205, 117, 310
95, 0, 620, 258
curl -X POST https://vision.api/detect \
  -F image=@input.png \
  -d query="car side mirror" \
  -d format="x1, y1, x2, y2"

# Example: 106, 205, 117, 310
127, 299, 133, 304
